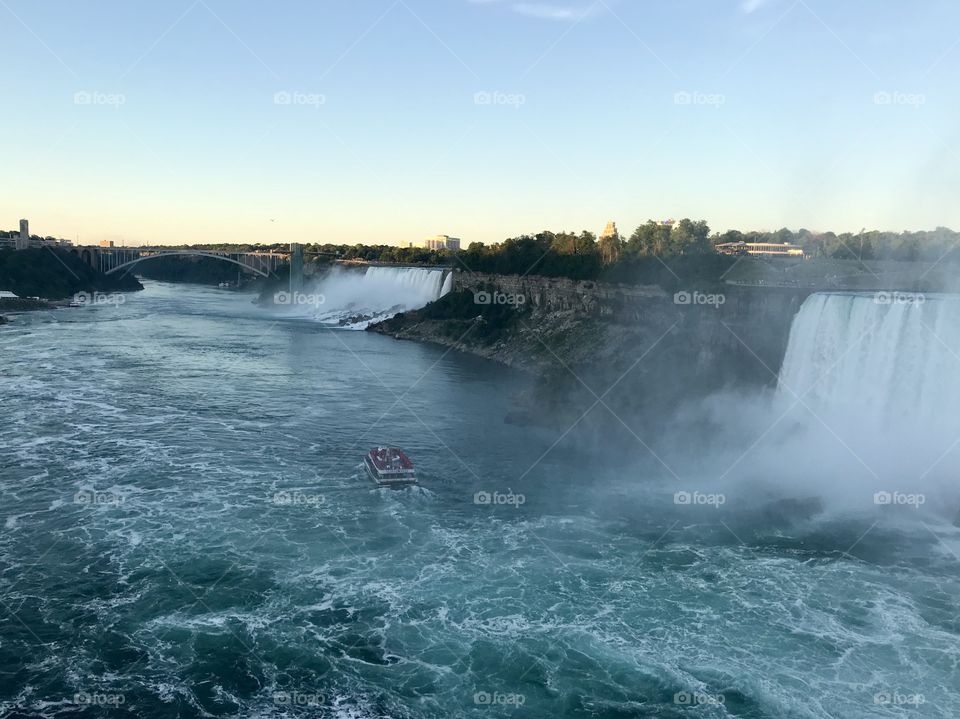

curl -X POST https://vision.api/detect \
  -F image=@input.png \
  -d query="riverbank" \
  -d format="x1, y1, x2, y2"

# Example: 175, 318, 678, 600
0, 247, 143, 301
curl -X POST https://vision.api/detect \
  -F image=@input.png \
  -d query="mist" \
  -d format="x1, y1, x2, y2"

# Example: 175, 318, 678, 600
660, 292, 960, 524
269, 265, 452, 328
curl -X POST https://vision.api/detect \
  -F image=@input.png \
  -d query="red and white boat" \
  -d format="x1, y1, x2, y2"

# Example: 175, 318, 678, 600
363, 447, 417, 487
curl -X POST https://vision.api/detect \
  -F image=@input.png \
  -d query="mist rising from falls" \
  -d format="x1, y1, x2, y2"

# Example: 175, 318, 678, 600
671, 292, 960, 516
297, 266, 451, 329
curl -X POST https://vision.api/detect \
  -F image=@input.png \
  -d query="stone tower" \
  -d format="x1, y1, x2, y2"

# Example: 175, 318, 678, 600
600, 221, 618, 241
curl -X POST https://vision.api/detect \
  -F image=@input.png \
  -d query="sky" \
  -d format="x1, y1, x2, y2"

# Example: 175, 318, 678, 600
1, 0, 959, 247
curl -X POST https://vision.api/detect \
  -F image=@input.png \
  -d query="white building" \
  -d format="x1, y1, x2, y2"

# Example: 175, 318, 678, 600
599, 221, 619, 240
421, 235, 461, 251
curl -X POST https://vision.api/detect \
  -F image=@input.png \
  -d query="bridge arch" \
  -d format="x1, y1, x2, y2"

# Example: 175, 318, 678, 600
104, 251, 272, 277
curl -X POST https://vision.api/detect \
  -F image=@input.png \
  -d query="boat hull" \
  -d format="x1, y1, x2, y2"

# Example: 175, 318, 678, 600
363, 455, 417, 487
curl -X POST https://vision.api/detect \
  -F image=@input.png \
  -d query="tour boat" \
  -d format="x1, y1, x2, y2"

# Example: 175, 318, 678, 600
363, 447, 417, 487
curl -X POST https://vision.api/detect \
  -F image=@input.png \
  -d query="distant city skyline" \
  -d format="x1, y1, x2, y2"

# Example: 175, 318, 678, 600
2, 0, 959, 246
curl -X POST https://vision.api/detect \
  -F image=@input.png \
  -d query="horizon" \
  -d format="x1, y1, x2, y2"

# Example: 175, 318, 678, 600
2, 1, 959, 245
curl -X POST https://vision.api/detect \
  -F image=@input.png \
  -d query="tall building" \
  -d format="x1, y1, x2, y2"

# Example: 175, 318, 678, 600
598, 221, 621, 265
421, 235, 461, 251
599, 221, 619, 241
17, 219, 29, 250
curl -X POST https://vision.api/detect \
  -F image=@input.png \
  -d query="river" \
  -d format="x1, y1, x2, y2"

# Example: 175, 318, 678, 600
1, 281, 958, 718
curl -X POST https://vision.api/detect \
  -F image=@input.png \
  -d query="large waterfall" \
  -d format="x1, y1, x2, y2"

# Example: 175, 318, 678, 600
301, 265, 452, 328
767, 292, 960, 508
779, 292, 960, 429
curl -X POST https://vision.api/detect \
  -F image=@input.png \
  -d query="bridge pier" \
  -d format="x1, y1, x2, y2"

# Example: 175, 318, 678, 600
290, 243, 304, 294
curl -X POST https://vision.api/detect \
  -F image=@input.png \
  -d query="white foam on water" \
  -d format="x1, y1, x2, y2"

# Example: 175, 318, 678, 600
290, 265, 451, 328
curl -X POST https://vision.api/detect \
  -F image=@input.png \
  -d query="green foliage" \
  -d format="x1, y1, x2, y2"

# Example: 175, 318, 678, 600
0, 248, 142, 299
601, 253, 738, 291
388, 288, 529, 342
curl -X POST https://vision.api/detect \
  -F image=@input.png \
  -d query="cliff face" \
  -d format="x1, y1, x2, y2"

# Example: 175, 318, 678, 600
369, 271, 809, 443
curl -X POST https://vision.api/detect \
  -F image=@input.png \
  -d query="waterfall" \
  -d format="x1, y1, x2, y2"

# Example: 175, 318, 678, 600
299, 265, 451, 329
779, 292, 960, 430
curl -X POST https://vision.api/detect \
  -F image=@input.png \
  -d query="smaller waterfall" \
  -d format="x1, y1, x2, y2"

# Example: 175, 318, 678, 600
292, 265, 451, 329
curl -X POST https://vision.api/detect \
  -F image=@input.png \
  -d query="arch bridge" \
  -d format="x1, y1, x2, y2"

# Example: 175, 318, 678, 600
71, 247, 291, 278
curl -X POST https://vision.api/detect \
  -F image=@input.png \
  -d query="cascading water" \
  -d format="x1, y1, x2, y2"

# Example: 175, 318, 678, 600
294, 265, 451, 329
779, 292, 960, 430
768, 292, 960, 507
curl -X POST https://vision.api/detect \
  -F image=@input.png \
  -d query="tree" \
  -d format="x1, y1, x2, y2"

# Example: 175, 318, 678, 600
626, 221, 671, 257
670, 218, 711, 254
598, 229, 621, 265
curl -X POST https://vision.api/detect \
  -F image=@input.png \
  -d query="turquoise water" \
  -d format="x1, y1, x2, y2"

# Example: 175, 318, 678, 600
1, 282, 958, 718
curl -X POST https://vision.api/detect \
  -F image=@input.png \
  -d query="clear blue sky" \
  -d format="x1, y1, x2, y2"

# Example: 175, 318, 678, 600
2, 0, 958, 246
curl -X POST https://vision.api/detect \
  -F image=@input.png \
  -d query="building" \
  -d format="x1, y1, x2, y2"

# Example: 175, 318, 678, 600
3, 218, 74, 250
715, 241, 804, 258
99, 240, 115, 248
16, 219, 29, 250
421, 235, 461, 251
599, 221, 619, 241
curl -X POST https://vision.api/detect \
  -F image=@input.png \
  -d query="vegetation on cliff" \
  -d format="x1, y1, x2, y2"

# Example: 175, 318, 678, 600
376, 288, 531, 343
0, 248, 142, 300
135, 255, 260, 284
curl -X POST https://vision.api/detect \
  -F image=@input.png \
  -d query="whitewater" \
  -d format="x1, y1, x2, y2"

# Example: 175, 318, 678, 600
273, 265, 453, 329
0, 283, 958, 718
